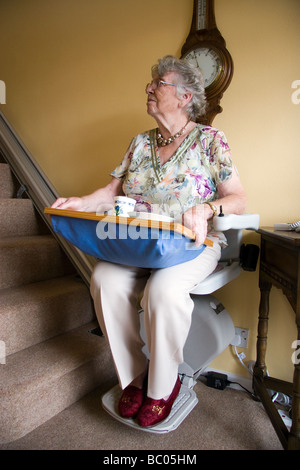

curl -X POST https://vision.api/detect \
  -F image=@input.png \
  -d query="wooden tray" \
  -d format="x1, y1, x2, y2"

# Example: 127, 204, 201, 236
44, 208, 213, 247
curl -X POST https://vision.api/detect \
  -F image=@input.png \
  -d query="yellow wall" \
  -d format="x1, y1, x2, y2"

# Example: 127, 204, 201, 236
1, 0, 299, 382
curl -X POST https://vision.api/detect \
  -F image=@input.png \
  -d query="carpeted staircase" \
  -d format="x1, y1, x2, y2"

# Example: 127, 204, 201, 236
0, 159, 115, 444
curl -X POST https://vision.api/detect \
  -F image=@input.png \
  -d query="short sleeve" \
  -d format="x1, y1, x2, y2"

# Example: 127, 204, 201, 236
209, 130, 233, 185
110, 137, 137, 180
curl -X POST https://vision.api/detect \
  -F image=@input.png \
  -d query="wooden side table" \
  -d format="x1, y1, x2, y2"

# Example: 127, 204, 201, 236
253, 227, 300, 450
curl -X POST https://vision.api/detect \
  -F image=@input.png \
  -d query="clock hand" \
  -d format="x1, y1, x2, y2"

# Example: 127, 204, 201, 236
195, 54, 202, 69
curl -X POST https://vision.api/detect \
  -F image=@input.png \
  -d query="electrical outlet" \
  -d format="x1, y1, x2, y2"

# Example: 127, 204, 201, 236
235, 327, 249, 348
230, 327, 249, 348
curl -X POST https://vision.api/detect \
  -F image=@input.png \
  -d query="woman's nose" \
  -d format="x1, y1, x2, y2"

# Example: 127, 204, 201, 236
145, 82, 154, 93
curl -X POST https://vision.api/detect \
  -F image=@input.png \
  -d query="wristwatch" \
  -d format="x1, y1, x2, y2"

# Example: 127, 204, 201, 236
205, 201, 217, 217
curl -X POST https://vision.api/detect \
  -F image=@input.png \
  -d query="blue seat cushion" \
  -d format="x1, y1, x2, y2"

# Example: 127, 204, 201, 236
45, 209, 207, 269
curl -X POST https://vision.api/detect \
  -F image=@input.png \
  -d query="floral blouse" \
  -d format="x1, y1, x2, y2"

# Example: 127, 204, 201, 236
111, 124, 234, 245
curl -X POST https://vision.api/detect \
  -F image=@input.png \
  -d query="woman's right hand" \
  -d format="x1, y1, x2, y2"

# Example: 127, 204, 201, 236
182, 204, 210, 247
51, 196, 87, 211
50, 177, 123, 212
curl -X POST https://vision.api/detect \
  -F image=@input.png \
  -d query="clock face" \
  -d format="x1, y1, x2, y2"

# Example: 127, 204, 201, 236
184, 47, 222, 88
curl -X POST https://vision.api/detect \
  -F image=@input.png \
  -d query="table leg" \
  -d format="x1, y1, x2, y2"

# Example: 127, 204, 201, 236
253, 279, 272, 381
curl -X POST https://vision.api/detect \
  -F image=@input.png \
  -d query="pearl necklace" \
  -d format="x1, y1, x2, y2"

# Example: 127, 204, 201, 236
156, 119, 190, 147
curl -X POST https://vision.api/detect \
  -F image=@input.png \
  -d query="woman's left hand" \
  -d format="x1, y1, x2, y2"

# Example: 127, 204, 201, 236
182, 204, 210, 247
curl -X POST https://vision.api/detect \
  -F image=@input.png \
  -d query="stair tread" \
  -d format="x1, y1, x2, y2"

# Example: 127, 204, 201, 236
0, 233, 55, 245
0, 234, 75, 289
0, 275, 95, 355
0, 197, 32, 204
0, 274, 88, 305
0, 163, 15, 198
0, 199, 48, 237
0, 321, 105, 391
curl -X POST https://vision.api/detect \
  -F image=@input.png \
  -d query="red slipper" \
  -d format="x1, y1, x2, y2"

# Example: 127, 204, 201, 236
137, 376, 181, 427
118, 380, 147, 419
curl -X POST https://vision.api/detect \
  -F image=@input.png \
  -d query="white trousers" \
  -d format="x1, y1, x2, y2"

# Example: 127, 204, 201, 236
90, 241, 221, 399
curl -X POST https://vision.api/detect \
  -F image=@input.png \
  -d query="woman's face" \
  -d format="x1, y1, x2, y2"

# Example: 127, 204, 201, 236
146, 72, 182, 120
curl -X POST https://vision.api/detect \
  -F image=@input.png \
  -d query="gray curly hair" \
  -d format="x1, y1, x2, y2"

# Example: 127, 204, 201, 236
151, 55, 207, 120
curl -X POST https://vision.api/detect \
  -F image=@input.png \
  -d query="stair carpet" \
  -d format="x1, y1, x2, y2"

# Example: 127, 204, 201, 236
0, 162, 115, 444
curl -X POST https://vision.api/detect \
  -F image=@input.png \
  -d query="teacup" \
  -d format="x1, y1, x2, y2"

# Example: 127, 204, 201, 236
114, 196, 136, 217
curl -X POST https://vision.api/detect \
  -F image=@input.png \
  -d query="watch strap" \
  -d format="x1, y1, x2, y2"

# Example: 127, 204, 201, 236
205, 201, 217, 217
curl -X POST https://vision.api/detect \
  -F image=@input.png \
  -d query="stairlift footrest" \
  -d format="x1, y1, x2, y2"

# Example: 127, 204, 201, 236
101, 384, 198, 434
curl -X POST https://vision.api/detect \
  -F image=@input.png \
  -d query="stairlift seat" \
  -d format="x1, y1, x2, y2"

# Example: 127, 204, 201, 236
190, 260, 241, 295
101, 213, 260, 433
46, 210, 259, 433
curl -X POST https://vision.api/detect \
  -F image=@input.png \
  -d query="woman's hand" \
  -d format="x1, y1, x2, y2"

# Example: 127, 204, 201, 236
182, 204, 210, 247
51, 196, 87, 211
51, 177, 124, 212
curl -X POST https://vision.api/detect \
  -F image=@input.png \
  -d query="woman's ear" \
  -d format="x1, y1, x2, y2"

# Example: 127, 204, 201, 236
180, 92, 193, 107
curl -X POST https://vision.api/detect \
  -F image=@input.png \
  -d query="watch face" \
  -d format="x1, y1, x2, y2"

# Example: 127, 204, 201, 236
184, 47, 222, 88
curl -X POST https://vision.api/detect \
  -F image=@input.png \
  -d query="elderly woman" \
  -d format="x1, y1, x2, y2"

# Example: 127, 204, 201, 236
52, 55, 247, 427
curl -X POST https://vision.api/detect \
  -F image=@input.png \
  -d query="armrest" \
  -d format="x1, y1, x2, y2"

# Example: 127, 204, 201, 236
213, 213, 260, 232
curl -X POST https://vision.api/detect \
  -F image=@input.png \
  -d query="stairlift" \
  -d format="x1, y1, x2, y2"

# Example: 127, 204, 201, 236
101, 213, 260, 433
